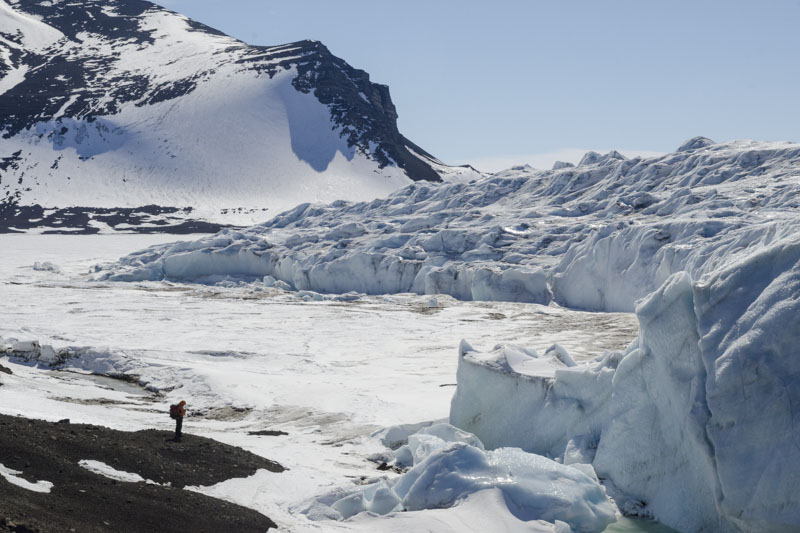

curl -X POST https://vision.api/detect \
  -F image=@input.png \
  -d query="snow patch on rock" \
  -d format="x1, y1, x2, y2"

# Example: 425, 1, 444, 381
78, 459, 146, 483
0, 463, 54, 493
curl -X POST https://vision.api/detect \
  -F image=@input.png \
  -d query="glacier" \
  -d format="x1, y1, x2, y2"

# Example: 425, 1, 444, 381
95, 138, 800, 312
84, 136, 800, 532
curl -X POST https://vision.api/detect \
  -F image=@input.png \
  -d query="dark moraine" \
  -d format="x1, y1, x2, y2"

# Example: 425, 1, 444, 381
0, 414, 283, 532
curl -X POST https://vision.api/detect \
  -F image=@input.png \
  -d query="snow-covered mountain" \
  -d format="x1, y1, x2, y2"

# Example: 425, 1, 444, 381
97, 137, 800, 312
0, 0, 475, 232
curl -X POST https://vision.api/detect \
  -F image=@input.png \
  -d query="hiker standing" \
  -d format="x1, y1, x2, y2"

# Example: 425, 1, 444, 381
170, 400, 187, 441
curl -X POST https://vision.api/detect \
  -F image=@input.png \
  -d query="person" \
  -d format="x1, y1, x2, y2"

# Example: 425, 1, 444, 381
174, 400, 187, 441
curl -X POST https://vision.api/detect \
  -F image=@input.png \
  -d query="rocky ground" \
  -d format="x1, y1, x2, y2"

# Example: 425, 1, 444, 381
0, 203, 233, 235
0, 414, 283, 532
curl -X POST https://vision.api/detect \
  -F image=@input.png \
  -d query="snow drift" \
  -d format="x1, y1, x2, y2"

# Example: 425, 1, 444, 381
95, 138, 800, 310
450, 235, 800, 532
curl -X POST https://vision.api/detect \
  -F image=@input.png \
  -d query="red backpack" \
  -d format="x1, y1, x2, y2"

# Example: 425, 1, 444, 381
169, 404, 181, 420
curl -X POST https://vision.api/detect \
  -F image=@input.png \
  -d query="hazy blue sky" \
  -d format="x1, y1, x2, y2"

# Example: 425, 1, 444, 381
157, 0, 800, 171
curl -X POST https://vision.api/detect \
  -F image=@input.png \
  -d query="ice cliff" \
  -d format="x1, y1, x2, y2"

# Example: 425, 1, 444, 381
450, 235, 800, 532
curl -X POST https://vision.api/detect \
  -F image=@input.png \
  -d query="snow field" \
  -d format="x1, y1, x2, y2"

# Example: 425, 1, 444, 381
2, 66, 412, 220
0, 0, 64, 51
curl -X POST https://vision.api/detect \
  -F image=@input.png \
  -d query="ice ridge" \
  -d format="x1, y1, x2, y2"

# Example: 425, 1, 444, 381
95, 139, 800, 312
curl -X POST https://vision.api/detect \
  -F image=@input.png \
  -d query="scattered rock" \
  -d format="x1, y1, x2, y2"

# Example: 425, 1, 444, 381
195, 406, 253, 421
0, 517, 40, 533
376, 462, 405, 474
247, 430, 288, 437
52, 397, 133, 406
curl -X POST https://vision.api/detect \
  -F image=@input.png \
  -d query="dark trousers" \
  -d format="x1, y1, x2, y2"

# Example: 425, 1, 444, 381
175, 417, 183, 440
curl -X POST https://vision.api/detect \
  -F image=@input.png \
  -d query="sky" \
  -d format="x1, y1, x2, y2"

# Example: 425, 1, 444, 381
156, 0, 800, 172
